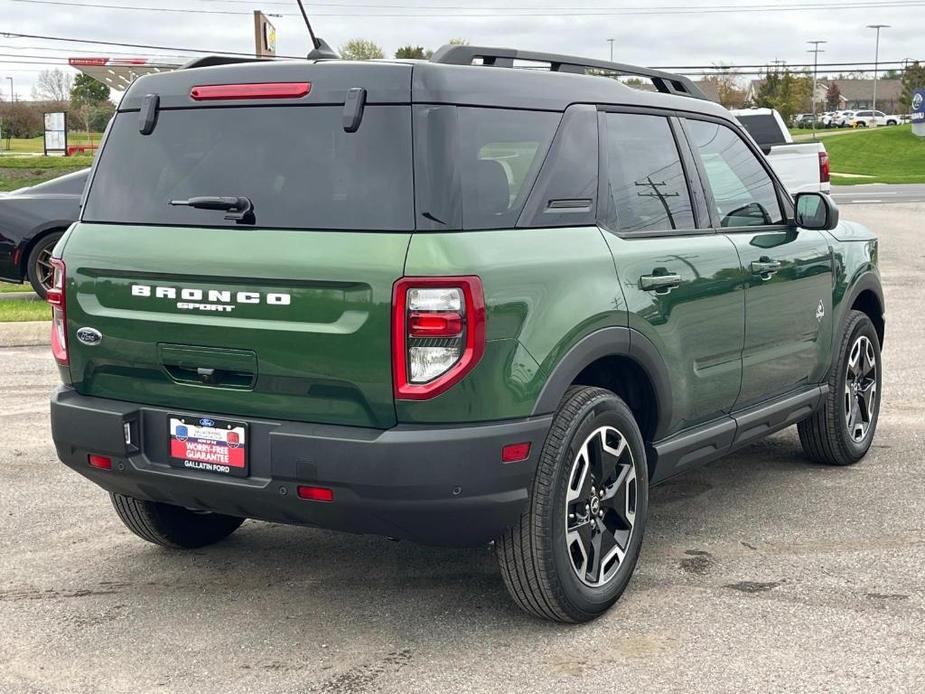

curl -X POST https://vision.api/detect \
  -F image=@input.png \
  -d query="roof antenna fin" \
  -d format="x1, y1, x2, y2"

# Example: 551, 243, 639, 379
296, 1, 338, 60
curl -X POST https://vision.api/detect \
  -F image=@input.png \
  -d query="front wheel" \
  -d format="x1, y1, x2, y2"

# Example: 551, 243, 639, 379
111, 493, 244, 548
497, 386, 648, 622
798, 310, 882, 465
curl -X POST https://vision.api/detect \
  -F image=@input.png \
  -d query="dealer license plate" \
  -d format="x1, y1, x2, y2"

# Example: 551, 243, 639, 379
168, 415, 248, 478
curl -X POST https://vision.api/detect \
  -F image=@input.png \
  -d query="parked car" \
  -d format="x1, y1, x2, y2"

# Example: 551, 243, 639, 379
49, 45, 884, 623
849, 110, 901, 127
834, 110, 856, 127
0, 169, 89, 298
732, 108, 831, 194
792, 112, 815, 128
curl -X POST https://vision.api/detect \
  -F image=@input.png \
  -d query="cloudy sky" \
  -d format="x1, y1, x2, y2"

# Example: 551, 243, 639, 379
2, 0, 922, 98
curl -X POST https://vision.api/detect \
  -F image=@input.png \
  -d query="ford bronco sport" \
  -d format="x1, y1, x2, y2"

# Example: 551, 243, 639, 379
49, 46, 884, 623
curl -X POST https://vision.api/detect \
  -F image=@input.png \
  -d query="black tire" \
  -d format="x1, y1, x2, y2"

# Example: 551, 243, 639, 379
25, 231, 63, 299
887, 120, 897, 126
798, 310, 882, 466
110, 493, 244, 548
497, 386, 648, 623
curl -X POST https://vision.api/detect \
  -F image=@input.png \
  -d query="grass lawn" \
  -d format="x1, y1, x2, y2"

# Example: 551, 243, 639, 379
3, 132, 103, 154
827, 125, 925, 185
0, 154, 93, 191
0, 300, 50, 322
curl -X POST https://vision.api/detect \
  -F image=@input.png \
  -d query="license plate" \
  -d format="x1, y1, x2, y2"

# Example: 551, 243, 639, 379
168, 415, 248, 478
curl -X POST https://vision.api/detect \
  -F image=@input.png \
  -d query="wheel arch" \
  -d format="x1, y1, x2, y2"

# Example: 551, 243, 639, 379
531, 327, 673, 446
844, 272, 885, 346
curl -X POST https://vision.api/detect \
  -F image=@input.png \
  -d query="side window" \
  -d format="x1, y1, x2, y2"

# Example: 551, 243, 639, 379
599, 112, 695, 233
685, 118, 783, 228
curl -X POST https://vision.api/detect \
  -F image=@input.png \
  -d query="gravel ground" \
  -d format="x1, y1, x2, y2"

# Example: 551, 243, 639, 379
1, 204, 923, 693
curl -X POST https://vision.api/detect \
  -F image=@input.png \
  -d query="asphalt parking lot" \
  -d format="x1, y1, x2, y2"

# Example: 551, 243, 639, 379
2, 204, 923, 694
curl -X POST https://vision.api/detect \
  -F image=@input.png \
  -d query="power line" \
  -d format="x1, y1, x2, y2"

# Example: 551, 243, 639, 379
8, 0, 925, 16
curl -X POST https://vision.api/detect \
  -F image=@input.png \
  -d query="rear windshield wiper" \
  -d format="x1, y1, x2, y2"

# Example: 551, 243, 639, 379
169, 196, 254, 223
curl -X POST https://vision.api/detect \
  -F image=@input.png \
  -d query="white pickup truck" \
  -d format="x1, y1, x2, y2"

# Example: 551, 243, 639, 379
731, 108, 831, 195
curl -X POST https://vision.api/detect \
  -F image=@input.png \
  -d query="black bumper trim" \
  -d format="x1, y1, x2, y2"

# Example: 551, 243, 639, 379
50, 387, 551, 546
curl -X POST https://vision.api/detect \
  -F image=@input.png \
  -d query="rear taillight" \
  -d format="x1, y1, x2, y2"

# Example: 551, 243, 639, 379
392, 277, 486, 400
47, 258, 68, 365
819, 151, 830, 183
189, 82, 311, 101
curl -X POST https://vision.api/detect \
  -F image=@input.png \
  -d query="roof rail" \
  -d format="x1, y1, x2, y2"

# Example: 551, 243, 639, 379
180, 55, 276, 70
430, 45, 709, 101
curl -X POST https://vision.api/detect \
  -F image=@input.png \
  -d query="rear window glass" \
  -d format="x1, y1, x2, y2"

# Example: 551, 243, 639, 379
735, 113, 787, 147
414, 106, 560, 230
83, 105, 414, 231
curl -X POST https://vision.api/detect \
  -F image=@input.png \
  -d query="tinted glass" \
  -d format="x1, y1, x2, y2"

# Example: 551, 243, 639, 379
84, 106, 414, 231
414, 106, 559, 230
735, 113, 786, 147
600, 112, 695, 233
685, 118, 783, 228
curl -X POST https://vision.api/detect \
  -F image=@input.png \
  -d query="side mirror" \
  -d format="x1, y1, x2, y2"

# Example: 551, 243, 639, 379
794, 192, 839, 231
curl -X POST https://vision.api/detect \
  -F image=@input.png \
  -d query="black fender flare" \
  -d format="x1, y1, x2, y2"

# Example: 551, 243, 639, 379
842, 270, 884, 343
530, 326, 674, 440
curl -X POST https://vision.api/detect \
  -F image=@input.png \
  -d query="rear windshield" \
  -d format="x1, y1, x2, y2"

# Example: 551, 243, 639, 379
734, 113, 787, 147
83, 105, 414, 231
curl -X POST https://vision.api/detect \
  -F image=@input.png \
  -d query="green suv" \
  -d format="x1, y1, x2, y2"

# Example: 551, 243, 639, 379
49, 46, 884, 622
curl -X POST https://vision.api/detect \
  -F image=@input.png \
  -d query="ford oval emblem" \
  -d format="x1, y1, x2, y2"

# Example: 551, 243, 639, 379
199, 418, 215, 427
75, 327, 102, 346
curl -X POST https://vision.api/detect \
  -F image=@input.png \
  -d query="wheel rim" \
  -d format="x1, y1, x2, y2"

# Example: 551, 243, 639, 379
844, 335, 877, 443
564, 425, 637, 588
34, 244, 56, 293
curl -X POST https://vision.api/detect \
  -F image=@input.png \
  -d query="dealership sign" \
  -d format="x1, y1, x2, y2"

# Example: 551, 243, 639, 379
913, 89, 925, 137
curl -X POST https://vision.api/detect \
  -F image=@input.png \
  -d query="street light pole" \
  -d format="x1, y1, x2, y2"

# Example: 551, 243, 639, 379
807, 40, 827, 135
867, 24, 890, 111
606, 38, 615, 63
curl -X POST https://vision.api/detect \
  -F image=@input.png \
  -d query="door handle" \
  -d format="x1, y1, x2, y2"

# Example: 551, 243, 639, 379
750, 257, 782, 278
639, 272, 682, 293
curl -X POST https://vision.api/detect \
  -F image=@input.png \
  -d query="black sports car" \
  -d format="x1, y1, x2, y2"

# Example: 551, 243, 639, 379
0, 169, 89, 298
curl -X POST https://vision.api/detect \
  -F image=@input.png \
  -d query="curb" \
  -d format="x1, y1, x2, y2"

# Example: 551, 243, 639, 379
0, 321, 50, 347
0, 291, 40, 302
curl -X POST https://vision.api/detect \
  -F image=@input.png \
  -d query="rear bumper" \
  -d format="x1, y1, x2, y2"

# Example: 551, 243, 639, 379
50, 387, 551, 546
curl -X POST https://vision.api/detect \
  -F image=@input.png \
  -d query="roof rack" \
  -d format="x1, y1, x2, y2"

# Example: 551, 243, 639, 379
430, 45, 709, 101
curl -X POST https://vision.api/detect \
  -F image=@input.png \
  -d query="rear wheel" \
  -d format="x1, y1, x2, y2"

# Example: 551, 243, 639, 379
497, 386, 648, 622
111, 493, 244, 548
26, 231, 63, 299
798, 310, 882, 465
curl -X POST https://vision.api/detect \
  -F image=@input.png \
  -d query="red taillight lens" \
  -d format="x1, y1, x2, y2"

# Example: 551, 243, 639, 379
819, 151, 831, 183
190, 82, 311, 101
297, 485, 334, 502
88, 454, 112, 470
47, 258, 68, 365
501, 442, 531, 463
392, 277, 486, 400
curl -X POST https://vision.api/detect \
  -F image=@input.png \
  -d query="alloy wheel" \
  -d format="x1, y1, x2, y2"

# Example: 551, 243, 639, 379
564, 425, 637, 587
844, 335, 877, 443
34, 244, 56, 294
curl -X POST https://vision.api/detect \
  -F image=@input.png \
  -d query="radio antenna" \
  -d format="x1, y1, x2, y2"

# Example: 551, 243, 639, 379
294, 0, 318, 49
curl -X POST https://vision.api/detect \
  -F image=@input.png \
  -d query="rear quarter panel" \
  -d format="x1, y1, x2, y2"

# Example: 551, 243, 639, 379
400, 226, 623, 423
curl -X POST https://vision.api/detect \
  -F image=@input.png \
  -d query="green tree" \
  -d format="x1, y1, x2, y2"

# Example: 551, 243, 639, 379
900, 61, 925, 111
395, 45, 427, 59
70, 73, 109, 106
825, 82, 842, 111
753, 68, 812, 124
339, 38, 385, 61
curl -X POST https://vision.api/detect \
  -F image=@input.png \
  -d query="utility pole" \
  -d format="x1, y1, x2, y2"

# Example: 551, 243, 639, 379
5, 76, 12, 102
867, 24, 890, 111
607, 38, 615, 63
807, 40, 827, 135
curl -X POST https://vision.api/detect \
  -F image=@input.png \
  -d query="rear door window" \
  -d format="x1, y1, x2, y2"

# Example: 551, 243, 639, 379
83, 105, 414, 231
599, 112, 695, 234
414, 106, 560, 230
